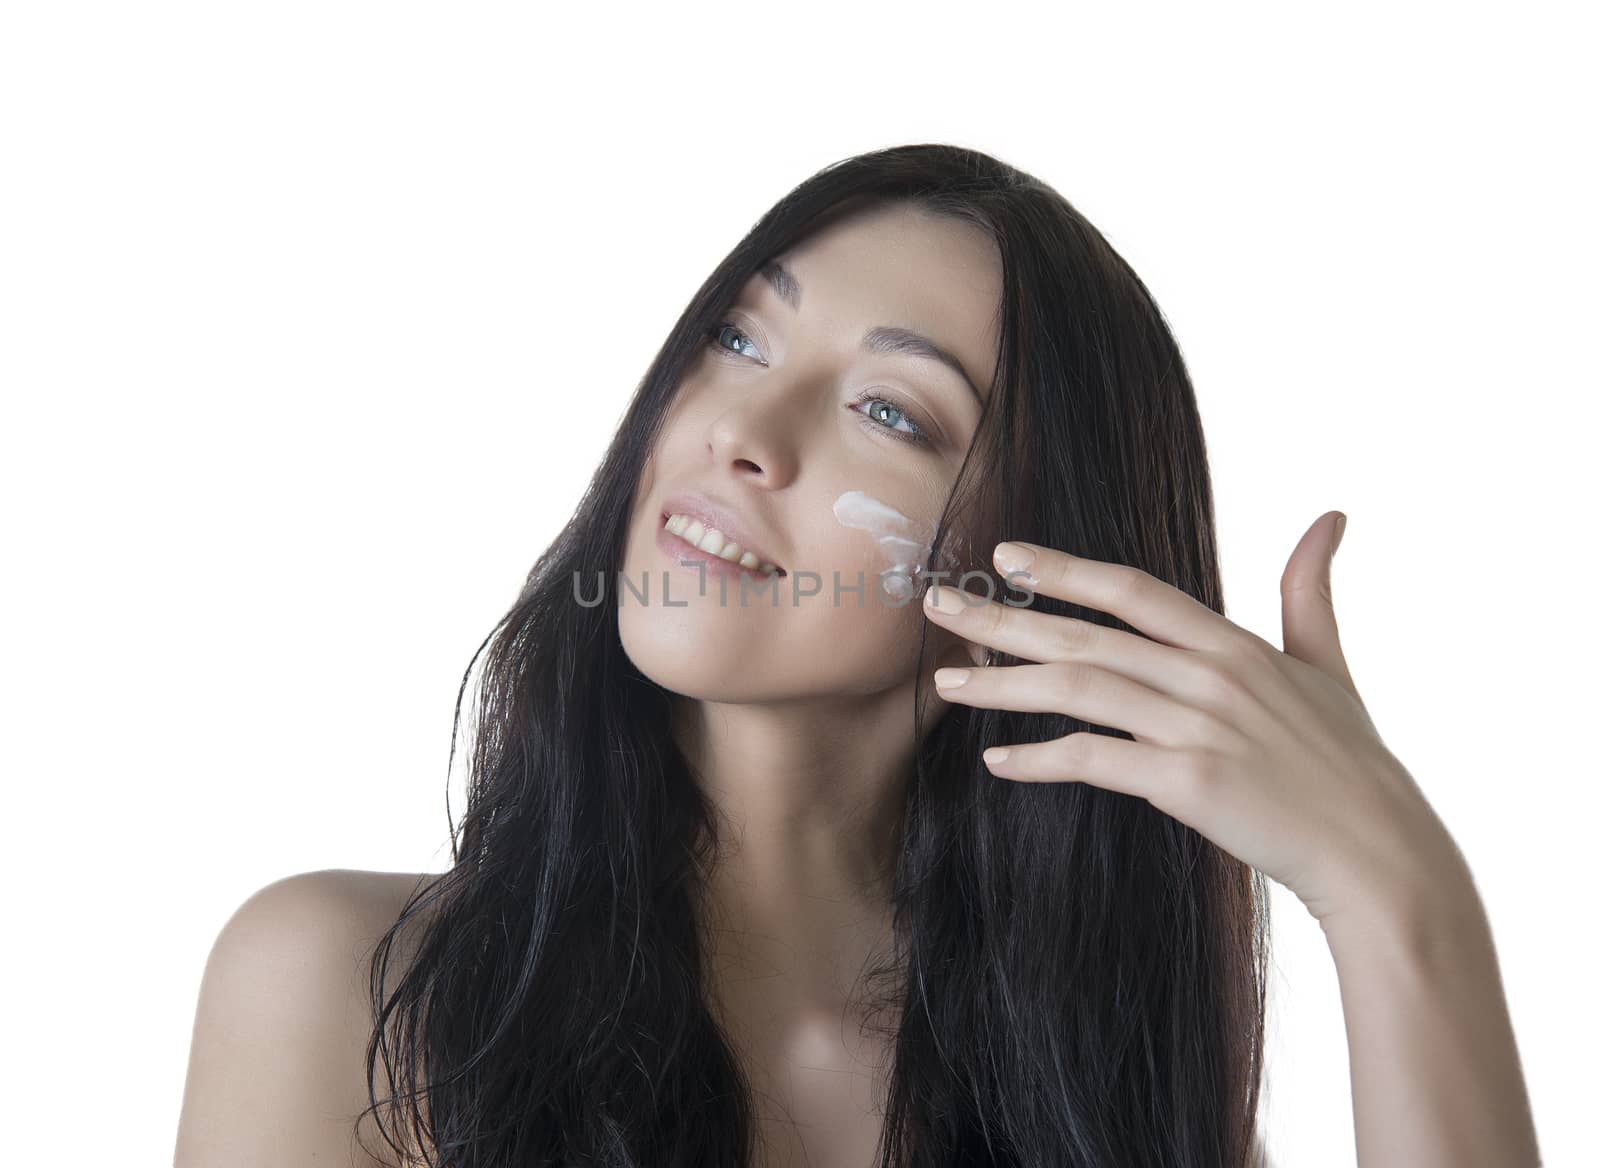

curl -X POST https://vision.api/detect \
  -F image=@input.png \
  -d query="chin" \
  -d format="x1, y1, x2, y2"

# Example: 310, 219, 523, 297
623, 653, 789, 705
616, 608, 784, 703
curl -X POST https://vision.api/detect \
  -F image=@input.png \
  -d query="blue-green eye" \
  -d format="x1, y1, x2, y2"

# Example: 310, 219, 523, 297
706, 322, 763, 362
849, 390, 931, 447
703, 320, 935, 449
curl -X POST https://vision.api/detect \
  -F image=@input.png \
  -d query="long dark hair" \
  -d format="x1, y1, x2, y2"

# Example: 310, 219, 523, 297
357, 143, 1270, 1167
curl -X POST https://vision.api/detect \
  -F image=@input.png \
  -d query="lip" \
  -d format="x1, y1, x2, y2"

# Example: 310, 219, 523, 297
656, 491, 787, 577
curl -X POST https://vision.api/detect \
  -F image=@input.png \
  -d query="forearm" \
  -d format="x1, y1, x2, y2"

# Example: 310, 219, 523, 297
1320, 874, 1541, 1167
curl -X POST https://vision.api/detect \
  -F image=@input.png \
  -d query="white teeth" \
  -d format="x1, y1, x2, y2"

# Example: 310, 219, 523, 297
664, 513, 781, 575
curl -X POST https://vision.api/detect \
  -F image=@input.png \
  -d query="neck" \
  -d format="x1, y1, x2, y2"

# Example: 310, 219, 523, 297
671, 689, 920, 1019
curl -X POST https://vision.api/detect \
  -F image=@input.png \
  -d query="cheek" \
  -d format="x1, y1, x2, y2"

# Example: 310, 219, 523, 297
779, 544, 934, 686
816, 585, 930, 674
825, 483, 948, 599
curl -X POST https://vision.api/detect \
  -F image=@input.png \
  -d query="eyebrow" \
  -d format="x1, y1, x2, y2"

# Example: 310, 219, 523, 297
758, 259, 985, 409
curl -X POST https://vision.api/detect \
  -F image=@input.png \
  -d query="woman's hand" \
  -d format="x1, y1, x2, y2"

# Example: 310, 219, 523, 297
922, 510, 1471, 931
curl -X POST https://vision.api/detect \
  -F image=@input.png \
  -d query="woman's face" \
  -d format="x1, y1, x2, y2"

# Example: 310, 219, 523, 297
618, 201, 1001, 703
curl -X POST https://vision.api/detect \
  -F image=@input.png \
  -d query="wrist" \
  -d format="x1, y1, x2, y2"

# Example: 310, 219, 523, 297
1318, 859, 1489, 972
1313, 806, 1480, 939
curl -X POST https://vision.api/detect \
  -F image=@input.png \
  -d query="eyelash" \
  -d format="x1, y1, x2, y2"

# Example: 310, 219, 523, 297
703, 321, 934, 448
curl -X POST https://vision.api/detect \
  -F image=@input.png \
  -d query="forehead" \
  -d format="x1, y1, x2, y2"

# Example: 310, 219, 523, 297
744, 204, 1003, 403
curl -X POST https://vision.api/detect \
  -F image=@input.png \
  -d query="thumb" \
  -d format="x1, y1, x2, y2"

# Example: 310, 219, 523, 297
1281, 510, 1361, 701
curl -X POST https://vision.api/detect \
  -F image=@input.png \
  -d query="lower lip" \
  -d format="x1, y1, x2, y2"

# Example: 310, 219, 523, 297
655, 518, 783, 582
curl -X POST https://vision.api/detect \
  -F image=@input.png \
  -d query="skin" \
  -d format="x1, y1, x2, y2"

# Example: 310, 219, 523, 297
169, 202, 1534, 1167
924, 529, 1541, 1165
617, 202, 1541, 1164
617, 201, 1000, 1163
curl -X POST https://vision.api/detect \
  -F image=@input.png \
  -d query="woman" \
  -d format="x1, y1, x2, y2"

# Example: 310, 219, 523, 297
177, 143, 1540, 1166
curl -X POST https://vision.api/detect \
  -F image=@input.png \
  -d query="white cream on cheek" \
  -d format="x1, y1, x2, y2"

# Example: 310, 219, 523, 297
832, 490, 941, 601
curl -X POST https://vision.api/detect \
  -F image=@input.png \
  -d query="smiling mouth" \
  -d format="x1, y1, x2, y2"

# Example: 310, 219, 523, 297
660, 511, 786, 577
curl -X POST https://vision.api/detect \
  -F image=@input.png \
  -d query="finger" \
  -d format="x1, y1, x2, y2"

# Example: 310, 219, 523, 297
990, 542, 1239, 654
933, 661, 1218, 750
982, 729, 1171, 804
923, 584, 1221, 701
1280, 511, 1362, 702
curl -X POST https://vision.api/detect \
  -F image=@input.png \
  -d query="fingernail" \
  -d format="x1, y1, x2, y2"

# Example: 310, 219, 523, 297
994, 542, 1035, 578
983, 747, 1010, 765
934, 667, 970, 688
1333, 513, 1348, 555
925, 587, 966, 614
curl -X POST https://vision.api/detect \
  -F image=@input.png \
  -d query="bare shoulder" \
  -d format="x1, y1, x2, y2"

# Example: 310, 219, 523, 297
173, 868, 446, 1168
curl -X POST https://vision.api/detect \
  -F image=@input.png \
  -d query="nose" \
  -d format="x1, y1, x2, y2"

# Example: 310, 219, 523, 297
705, 400, 800, 488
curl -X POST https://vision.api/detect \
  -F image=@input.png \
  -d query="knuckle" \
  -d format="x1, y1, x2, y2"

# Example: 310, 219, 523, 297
1109, 564, 1151, 608
1228, 631, 1279, 673
1194, 658, 1253, 711
1173, 748, 1221, 800
1183, 707, 1230, 748
1050, 660, 1096, 695
1050, 616, 1097, 657
1057, 730, 1096, 768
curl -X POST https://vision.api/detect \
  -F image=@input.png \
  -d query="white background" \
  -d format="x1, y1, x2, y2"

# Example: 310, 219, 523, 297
3, 3, 1593, 1164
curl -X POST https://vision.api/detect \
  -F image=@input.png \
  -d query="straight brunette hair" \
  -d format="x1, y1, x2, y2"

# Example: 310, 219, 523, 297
357, 142, 1271, 1167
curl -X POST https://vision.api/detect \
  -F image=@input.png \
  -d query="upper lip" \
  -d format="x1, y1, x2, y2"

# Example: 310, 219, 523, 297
659, 490, 787, 574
